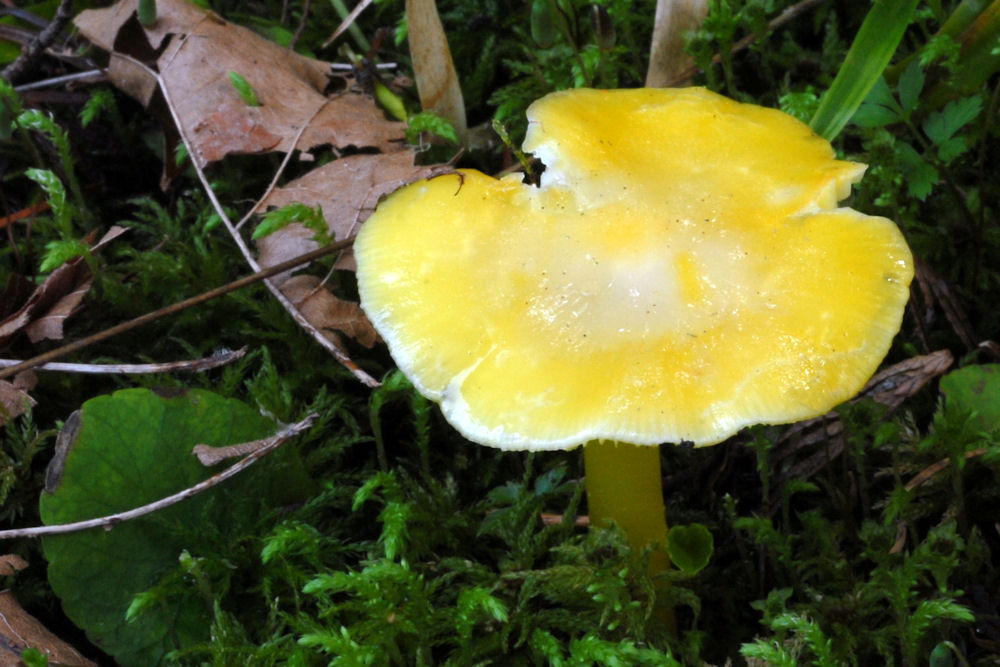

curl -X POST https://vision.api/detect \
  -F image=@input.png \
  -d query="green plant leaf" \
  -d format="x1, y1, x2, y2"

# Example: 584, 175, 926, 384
138, 0, 157, 26
531, 0, 557, 48
19, 648, 47, 667
17, 110, 83, 211
24, 168, 72, 234
0, 78, 22, 141
940, 364, 1000, 433
40, 388, 283, 666
851, 77, 905, 128
779, 90, 820, 124
39, 239, 87, 272
810, 0, 919, 140
80, 88, 115, 128
665, 523, 713, 574
897, 60, 925, 115
252, 202, 327, 241
374, 80, 408, 122
228, 71, 260, 107
407, 110, 458, 144
922, 95, 983, 153
895, 141, 938, 200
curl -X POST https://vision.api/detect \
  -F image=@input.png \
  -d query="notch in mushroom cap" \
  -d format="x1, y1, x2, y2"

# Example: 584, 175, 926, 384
355, 87, 913, 607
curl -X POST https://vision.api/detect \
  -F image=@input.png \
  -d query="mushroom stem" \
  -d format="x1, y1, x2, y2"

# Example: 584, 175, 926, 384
583, 440, 672, 616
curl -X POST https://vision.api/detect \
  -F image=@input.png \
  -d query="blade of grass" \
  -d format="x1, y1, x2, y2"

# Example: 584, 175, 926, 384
809, 0, 919, 141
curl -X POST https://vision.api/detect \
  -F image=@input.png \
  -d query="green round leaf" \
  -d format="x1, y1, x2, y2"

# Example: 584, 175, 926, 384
40, 388, 279, 666
940, 364, 1000, 432
665, 523, 713, 575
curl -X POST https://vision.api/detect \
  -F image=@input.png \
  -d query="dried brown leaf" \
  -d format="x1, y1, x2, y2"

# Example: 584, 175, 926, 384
0, 227, 128, 349
25, 278, 93, 343
12, 371, 36, 393
0, 554, 28, 576
74, 1, 439, 381
0, 590, 97, 666
256, 223, 318, 287
193, 108, 282, 163
912, 258, 979, 351
75, 0, 407, 168
860, 348, 954, 411
0, 380, 35, 425
256, 152, 445, 272
772, 350, 954, 494
0, 261, 88, 349
280, 275, 378, 348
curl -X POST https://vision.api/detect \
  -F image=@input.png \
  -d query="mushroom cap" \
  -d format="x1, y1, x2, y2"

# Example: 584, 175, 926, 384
355, 87, 913, 451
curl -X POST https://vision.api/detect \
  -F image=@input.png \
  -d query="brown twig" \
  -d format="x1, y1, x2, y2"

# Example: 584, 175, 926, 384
904, 449, 989, 492
0, 240, 353, 381
0, 0, 74, 84
889, 448, 989, 554
0, 347, 247, 374
0, 201, 49, 229
143, 51, 379, 386
0, 414, 317, 540
234, 111, 317, 232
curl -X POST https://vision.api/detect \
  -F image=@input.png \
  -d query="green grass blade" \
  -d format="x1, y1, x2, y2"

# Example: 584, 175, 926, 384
809, 0, 920, 141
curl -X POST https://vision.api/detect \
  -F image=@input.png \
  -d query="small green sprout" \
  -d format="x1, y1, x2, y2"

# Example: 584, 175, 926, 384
138, 0, 157, 27
228, 71, 260, 107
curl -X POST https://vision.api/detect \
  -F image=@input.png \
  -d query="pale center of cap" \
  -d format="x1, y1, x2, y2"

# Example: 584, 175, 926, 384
515, 197, 755, 348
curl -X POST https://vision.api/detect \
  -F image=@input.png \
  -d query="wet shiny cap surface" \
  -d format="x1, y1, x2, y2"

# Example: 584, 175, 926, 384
355, 87, 914, 450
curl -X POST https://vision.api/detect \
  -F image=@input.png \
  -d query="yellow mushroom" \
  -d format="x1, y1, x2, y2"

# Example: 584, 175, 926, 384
355, 86, 913, 606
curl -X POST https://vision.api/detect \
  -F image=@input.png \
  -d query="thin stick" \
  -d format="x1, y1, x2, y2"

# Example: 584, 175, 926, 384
0, 414, 317, 540
233, 111, 316, 232
0, 347, 247, 375
0, 0, 74, 84
289, 0, 312, 51
322, 0, 374, 49
0, 240, 353, 381
13, 69, 106, 92
144, 51, 379, 386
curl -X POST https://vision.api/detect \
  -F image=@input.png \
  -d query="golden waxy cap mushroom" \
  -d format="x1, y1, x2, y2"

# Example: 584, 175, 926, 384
355, 87, 913, 601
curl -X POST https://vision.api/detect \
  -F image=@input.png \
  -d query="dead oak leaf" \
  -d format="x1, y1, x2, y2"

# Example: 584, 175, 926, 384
0, 554, 28, 576
281, 275, 378, 348
0, 226, 127, 349
0, 380, 35, 426
256, 151, 447, 272
0, 590, 97, 666
75, 0, 407, 168
254, 152, 445, 351
0, 260, 88, 349
193, 108, 281, 164
25, 278, 94, 344
256, 223, 318, 287
861, 348, 954, 411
